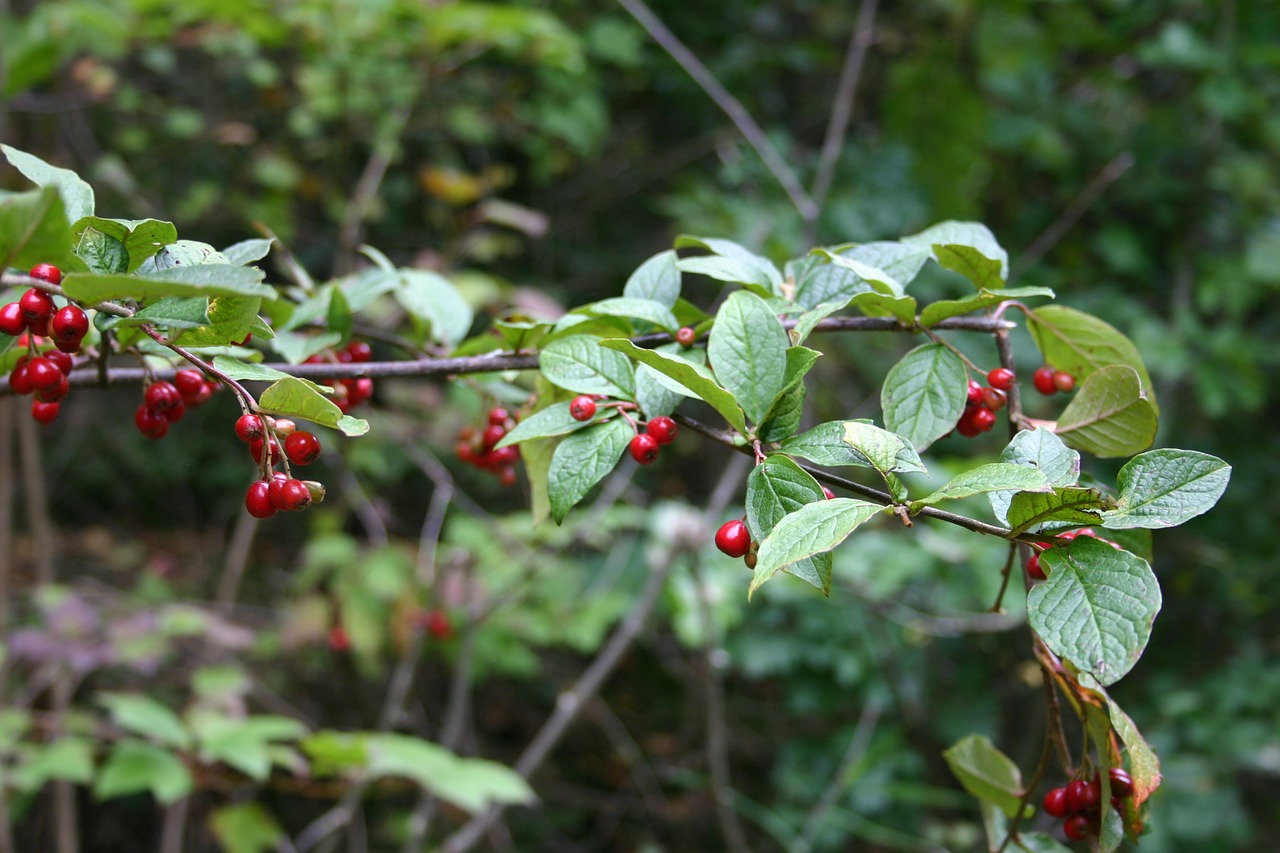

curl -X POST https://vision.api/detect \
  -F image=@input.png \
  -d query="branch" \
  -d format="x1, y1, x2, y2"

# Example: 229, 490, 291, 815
615, 0, 817, 219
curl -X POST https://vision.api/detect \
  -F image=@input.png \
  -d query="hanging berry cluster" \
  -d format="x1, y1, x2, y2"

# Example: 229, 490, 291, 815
2, 264, 90, 424
305, 340, 376, 412
237, 413, 326, 518
1042, 768, 1135, 842
455, 407, 523, 487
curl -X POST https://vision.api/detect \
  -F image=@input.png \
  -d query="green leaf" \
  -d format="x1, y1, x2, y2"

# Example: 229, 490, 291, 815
942, 734, 1025, 818
72, 217, 177, 273
393, 270, 473, 347
1027, 537, 1161, 686
74, 226, 129, 274
548, 419, 632, 523
707, 290, 789, 424
209, 803, 283, 853
94, 741, 192, 804
12, 737, 96, 791
746, 456, 835, 593
750, 498, 882, 596
496, 400, 609, 447
1007, 488, 1111, 536
2, 144, 94, 220
600, 339, 746, 435
175, 297, 262, 347
792, 263, 873, 310
1104, 695, 1161, 806
920, 286, 1054, 326
989, 427, 1082, 524
674, 235, 782, 294
622, 249, 680, 307
839, 241, 932, 288
842, 421, 927, 477
758, 382, 805, 443
364, 733, 535, 813
1055, 365, 1158, 458
579, 297, 679, 332
1027, 305, 1157, 413
222, 238, 274, 266
212, 357, 292, 383
1014, 834, 1076, 853
541, 334, 636, 398
62, 266, 276, 303
106, 297, 210, 331
881, 343, 966, 453
848, 291, 917, 323
812, 250, 906, 296
1101, 449, 1231, 529
98, 692, 190, 749
779, 420, 876, 468
789, 298, 849, 343
902, 221, 1009, 281
634, 348, 686, 419
911, 463, 1051, 512
258, 377, 369, 436
0, 187, 80, 272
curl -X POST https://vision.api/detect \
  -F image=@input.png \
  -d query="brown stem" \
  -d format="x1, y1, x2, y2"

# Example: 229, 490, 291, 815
989, 542, 1019, 614
17, 411, 55, 584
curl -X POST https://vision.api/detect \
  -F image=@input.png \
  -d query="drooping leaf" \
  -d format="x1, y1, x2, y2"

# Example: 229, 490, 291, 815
222, 238, 274, 266
848, 291, 917, 323
2, 144, 94, 220
745, 456, 833, 593
838, 241, 932, 288
1027, 537, 1161, 686
881, 343, 966, 452
1055, 365, 1157, 458
547, 419, 632, 523
758, 380, 805, 443
1101, 449, 1231, 529
94, 741, 192, 804
1027, 305, 1157, 413
902, 221, 1009, 282
910, 463, 1052, 513
258, 377, 369, 436
107, 297, 210, 331
98, 692, 190, 749
707, 290, 789, 425
394, 270, 473, 347
942, 734, 1025, 818
74, 226, 129, 274
541, 335, 636, 398
622, 249, 680, 307
674, 235, 783, 294
811, 250, 906, 296
175, 296, 263, 348
919, 286, 1054, 326
750, 498, 882, 596
599, 339, 746, 435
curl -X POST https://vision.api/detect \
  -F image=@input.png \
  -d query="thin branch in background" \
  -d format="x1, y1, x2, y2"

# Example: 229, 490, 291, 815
438, 556, 673, 853
334, 102, 418, 276
51, 670, 78, 853
615, 0, 817, 220
17, 410, 55, 584
328, 452, 389, 549
1012, 151, 1135, 277
0, 400, 15, 853
588, 698, 670, 820
215, 511, 260, 606
158, 797, 189, 853
805, 0, 881, 242
791, 701, 882, 853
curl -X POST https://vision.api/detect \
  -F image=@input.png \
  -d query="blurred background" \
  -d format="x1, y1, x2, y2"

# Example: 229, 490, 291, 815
2, 1, 1277, 850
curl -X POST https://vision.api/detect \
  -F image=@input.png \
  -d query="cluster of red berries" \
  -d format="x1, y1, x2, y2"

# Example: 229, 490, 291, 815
1042, 768, 1134, 842
3, 265, 93, 425
133, 370, 220, 438
566, 394, 679, 465
304, 339, 375, 413
456, 407, 522, 487
238, 413, 326, 517
956, 367, 1014, 437
1033, 364, 1076, 395
1025, 527, 1122, 579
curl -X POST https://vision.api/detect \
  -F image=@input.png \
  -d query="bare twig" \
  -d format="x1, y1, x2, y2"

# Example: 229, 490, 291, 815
615, 0, 817, 219
17, 411, 55, 584
158, 797, 189, 853
215, 511, 260, 606
335, 102, 418, 275
791, 702, 882, 852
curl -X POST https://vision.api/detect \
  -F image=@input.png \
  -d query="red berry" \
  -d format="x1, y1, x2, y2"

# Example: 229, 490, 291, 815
161, 400, 186, 423
0, 302, 26, 336
28, 263, 62, 284
456, 441, 477, 464
31, 400, 60, 424
18, 289, 55, 325
328, 626, 349, 651
1053, 371, 1076, 393
144, 381, 181, 412
26, 356, 62, 392
488, 407, 510, 426
481, 423, 506, 449
1108, 767, 1134, 798
173, 369, 205, 400
8, 362, 33, 396
344, 377, 374, 405
966, 379, 983, 405
1063, 814, 1092, 842
970, 406, 997, 432
955, 408, 982, 437
1066, 778, 1100, 813
569, 395, 597, 422
35, 375, 69, 403
346, 340, 372, 362
822, 486, 836, 500
489, 445, 519, 466
135, 405, 169, 439
1026, 551, 1046, 580
715, 519, 751, 558
675, 326, 697, 347
50, 305, 88, 343
248, 437, 282, 465
45, 350, 73, 375
285, 430, 322, 466
245, 480, 276, 518
629, 433, 660, 464
235, 414, 266, 443
277, 478, 313, 511
987, 367, 1016, 391
980, 386, 1008, 411
647, 415, 679, 445
1042, 786, 1070, 818
425, 609, 453, 640
1033, 365, 1058, 395
498, 466, 517, 487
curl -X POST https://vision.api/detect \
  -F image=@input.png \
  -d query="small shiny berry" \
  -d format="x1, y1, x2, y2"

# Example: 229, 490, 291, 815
1053, 371, 1076, 393
1042, 786, 1070, 819
955, 408, 982, 437
277, 478, 313, 512
980, 386, 1008, 411
489, 445, 520, 466
35, 375, 69, 403
970, 406, 997, 432
629, 433, 660, 464
173, 369, 205, 401
26, 356, 62, 392
647, 415, 678, 445
1108, 767, 1134, 798
245, 481, 276, 518
144, 381, 181, 412
50, 305, 88, 343
822, 486, 836, 500
18, 289, 55, 324
135, 405, 169, 439
346, 340, 372, 362
987, 367, 1016, 391
46, 350, 74, 375
1066, 778, 1100, 813
967, 379, 984, 405
715, 519, 751, 558
498, 466, 517, 487
235, 414, 266, 443
0, 302, 25, 336
344, 377, 374, 405
248, 437, 282, 465
488, 407, 510, 426
161, 400, 185, 423
569, 395, 597, 421
28, 263, 62, 284
285, 431, 322, 466
31, 400, 61, 424
1063, 814, 1092, 842
1026, 551, 1046, 580
8, 362, 33, 396
425, 610, 453, 640
1033, 365, 1058, 395
482, 423, 506, 449
675, 326, 697, 347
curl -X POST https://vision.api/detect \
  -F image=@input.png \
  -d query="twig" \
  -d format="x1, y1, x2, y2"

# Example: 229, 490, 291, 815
329, 452, 389, 549
588, 698, 670, 820
806, 0, 880, 241
989, 542, 1018, 614
215, 511, 260, 606
438, 556, 672, 853
791, 702, 882, 852
615, 0, 817, 219
159, 797, 189, 853
1012, 151, 1135, 277
335, 101, 418, 275
17, 411, 55, 584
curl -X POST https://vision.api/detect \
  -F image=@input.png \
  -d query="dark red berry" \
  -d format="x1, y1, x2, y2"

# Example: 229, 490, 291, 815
456, 441, 477, 465
966, 379, 983, 405
328, 626, 349, 651
481, 423, 506, 449
1108, 767, 1134, 798
235, 414, 266, 443
489, 445, 520, 466
35, 375, 69, 403
28, 264, 62, 284
987, 367, 1016, 391
249, 437, 282, 465
135, 405, 169, 439
980, 386, 1008, 411
424, 610, 452, 640
46, 350, 73, 375
26, 356, 62, 392
569, 395, 597, 421
629, 433, 660, 464
1063, 814, 1092, 842
1026, 551, 1045, 580
488, 408, 510, 426
970, 406, 997, 432
245, 481, 276, 518
144, 381, 181, 412
675, 326, 697, 347
50, 305, 88, 343
18, 289, 55, 325
0, 302, 25, 336
31, 400, 60, 424
1066, 778, 1100, 813
955, 409, 982, 437
715, 519, 751, 558
277, 478, 313, 512
647, 415, 678, 445
1053, 371, 1076, 393
346, 340, 372, 362
498, 466, 517, 487
173, 369, 205, 401
161, 400, 186, 423
285, 431, 322, 466
1042, 786, 1070, 818
1033, 365, 1057, 395
344, 377, 374, 405
822, 486, 836, 500
8, 362, 33, 396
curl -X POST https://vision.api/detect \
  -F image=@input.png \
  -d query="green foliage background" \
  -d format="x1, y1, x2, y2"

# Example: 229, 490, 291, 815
2, 1, 1276, 850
